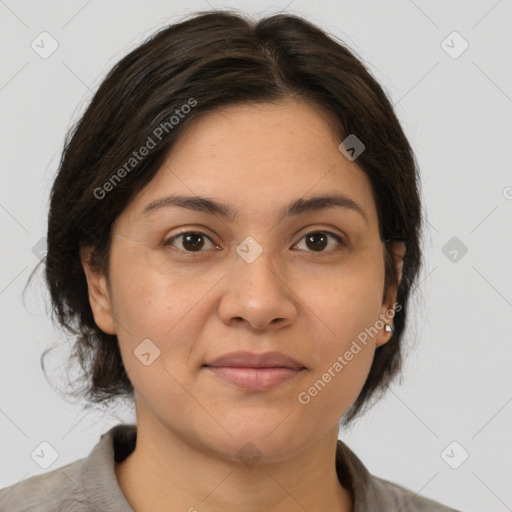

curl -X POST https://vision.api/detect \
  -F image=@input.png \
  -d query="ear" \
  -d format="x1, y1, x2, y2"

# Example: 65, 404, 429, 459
376, 241, 406, 347
80, 246, 117, 335
391, 240, 406, 286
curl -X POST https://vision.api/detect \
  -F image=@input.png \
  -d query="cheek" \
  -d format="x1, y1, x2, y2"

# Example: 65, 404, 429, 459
109, 245, 214, 338
111, 272, 211, 423
293, 256, 384, 410
294, 286, 380, 423
108, 255, 215, 392
303, 253, 385, 347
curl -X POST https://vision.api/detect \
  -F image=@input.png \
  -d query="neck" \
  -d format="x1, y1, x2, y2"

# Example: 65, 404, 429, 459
115, 418, 353, 512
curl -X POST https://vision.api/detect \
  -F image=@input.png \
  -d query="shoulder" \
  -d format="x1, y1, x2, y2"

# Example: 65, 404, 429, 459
0, 458, 92, 512
0, 423, 136, 512
369, 474, 462, 512
335, 439, 462, 512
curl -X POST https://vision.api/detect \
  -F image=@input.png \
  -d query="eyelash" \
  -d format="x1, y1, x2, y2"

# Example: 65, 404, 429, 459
163, 230, 347, 254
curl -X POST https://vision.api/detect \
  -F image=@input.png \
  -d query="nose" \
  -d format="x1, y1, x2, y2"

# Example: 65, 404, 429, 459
217, 243, 298, 331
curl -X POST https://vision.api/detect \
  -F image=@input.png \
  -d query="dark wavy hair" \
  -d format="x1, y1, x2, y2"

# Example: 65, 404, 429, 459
27, 9, 423, 427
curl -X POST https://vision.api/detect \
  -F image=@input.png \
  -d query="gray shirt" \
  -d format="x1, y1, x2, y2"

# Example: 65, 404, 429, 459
0, 424, 461, 511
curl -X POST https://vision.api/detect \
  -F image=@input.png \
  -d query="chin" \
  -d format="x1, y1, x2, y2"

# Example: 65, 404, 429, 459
204, 419, 310, 464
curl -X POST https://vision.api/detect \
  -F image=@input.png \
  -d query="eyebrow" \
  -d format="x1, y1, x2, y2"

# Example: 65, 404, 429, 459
140, 193, 369, 225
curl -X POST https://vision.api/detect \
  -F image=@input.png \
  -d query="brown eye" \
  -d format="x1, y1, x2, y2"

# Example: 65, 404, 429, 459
294, 231, 346, 253
164, 232, 215, 252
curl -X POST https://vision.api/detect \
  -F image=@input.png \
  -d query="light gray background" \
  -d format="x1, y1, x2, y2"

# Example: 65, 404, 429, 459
1, 1, 511, 511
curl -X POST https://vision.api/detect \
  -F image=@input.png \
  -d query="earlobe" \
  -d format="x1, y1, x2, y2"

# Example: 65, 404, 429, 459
80, 246, 117, 335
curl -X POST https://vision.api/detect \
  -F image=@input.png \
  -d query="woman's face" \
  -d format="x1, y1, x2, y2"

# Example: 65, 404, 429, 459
83, 97, 402, 463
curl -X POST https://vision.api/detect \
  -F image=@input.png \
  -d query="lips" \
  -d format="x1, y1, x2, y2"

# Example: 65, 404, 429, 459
204, 350, 306, 370
203, 351, 306, 391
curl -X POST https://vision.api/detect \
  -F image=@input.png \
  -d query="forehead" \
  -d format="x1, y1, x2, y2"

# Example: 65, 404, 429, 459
117, 98, 379, 231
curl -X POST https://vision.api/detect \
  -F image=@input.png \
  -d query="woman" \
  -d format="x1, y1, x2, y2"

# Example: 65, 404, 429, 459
0, 10, 461, 512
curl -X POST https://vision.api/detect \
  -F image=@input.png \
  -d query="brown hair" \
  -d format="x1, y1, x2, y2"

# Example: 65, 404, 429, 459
31, 10, 423, 427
